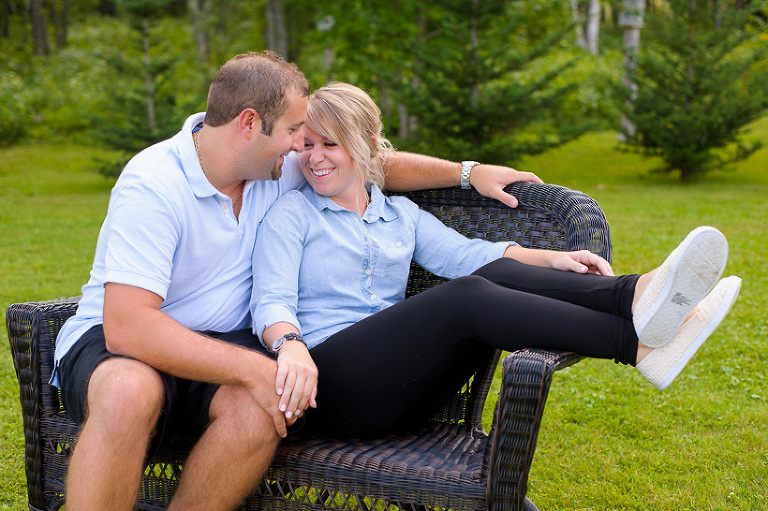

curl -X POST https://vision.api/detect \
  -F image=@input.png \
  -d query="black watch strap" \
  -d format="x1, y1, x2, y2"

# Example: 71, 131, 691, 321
271, 332, 305, 353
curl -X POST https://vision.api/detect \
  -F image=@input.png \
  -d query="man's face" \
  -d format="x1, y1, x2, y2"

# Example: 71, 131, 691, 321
249, 91, 307, 181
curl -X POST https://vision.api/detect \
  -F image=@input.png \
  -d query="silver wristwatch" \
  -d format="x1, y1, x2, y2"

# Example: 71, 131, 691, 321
271, 332, 304, 353
460, 161, 480, 189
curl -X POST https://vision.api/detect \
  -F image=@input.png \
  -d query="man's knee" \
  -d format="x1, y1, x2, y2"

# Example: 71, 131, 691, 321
209, 386, 281, 449
85, 358, 165, 436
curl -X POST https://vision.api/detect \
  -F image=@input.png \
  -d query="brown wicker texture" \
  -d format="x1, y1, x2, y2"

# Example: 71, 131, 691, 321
7, 182, 611, 511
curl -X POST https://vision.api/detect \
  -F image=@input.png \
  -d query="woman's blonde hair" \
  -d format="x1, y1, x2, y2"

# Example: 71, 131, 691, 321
305, 82, 393, 191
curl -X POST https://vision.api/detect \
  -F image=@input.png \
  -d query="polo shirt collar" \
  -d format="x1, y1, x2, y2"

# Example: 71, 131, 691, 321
179, 112, 217, 200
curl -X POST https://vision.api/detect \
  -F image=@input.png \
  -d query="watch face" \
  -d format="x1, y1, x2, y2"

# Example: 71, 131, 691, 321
272, 337, 284, 352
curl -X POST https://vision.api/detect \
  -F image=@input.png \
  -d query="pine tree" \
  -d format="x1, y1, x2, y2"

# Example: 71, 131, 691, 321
91, 0, 186, 178
616, 0, 768, 180
391, 0, 589, 164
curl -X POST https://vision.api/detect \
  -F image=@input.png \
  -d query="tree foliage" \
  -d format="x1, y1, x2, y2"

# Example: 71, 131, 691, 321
298, 0, 589, 164
615, 0, 768, 180
3, 0, 766, 181
392, 0, 591, 163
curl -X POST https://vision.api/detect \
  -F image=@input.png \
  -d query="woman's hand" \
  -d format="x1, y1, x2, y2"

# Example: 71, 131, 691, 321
275, 341, 318, 420
549, 250, 615, 276
503, 245, 614, 275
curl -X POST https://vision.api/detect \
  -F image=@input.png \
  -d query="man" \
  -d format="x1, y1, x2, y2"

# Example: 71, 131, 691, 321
53, 51, 541, 511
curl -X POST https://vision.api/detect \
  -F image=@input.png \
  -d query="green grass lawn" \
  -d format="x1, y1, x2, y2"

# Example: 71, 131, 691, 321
2, 120, 767, 510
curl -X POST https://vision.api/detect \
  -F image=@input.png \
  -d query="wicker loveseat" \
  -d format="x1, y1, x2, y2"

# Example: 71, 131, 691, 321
7, 181, 611, 511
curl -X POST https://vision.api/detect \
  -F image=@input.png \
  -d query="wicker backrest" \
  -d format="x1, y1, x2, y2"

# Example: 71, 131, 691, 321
402, 182, 611, 430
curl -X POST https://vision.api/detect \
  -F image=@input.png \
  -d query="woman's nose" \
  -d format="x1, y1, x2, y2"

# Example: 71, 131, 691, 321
309, 146, 324, 164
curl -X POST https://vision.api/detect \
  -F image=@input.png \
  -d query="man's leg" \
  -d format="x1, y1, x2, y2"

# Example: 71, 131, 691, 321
65, 357, 165, 511
168, 384, 281, 511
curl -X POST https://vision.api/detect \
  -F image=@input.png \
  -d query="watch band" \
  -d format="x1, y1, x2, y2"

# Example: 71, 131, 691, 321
271, 332, 305, 353
460, 161, 480, 189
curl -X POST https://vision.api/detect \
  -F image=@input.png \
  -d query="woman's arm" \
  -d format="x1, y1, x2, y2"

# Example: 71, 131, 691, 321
383, 152, 543, 207
251, 195, 319, 420
503, 245, 615, 276
261, 322, 317, 419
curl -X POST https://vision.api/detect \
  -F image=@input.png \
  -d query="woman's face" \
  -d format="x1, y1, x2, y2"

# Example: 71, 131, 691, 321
299, 125, 364, 209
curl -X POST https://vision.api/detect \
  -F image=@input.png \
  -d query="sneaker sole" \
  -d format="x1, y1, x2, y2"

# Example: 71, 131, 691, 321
656, 277, 741, 390
638, 227, 728, 348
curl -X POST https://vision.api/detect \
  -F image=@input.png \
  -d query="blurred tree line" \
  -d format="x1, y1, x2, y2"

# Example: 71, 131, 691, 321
1, 0, 766, 180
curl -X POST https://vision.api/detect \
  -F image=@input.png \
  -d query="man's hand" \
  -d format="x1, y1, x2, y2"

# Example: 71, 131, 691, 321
470, 164, 543, 208
275, 341, 318, 420
242, 363, 291, 438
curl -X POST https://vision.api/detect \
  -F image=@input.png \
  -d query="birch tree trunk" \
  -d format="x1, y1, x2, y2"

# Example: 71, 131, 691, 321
31, 0, 50, 56
585, 0, 600, 54
142, 19, 157, 133
50, 0, 69, 48
400, 14, 425, 139
264, 0, 288, 58
188, 0, 210, 64
618, 0, 645, 139
569, 0, 588, 51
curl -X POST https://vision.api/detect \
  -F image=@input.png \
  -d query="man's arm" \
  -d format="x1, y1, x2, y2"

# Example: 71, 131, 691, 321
382, 152, 543, 208
102, 282, 291, 437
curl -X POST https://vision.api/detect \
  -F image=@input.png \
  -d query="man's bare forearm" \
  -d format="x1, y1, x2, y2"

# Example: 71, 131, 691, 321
382, 151, 543, 208
383, 152, 460, 191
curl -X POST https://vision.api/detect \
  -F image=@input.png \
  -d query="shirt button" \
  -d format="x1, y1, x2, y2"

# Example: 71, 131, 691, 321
372, 237, 378, 243
370, 294, 376, 300
396, 241, 402, 247
365, 269, 372, 275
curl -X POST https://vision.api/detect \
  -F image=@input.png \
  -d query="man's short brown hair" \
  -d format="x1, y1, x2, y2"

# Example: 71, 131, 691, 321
204, 51, 310, 136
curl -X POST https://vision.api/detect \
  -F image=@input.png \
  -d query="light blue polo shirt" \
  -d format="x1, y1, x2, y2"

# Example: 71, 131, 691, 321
51, 112, 305, 386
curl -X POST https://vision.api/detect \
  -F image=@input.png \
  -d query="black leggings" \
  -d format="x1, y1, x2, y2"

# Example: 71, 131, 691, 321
303, 258, 640, 438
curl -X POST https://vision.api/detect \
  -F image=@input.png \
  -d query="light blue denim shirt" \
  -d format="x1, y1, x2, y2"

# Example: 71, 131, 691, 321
251, 184, 515, 349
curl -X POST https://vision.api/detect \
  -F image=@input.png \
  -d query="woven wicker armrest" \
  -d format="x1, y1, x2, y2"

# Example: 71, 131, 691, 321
7, 297, 81, 511
486, 349, 582, 511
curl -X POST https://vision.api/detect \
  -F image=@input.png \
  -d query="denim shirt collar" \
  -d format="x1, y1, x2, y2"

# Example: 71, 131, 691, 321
304, 183, 399, 223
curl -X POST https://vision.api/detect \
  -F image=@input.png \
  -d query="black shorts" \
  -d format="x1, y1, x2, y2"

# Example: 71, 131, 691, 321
57, 325, 271, 452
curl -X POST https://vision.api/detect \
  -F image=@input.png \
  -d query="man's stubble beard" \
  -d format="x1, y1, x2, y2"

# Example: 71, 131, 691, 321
271, 160, 283, 181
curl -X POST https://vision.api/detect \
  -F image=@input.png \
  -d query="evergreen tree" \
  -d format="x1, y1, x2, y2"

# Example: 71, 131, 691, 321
616, 0, 768, 180
91, 0, 188, 177
389, 0, 589, 164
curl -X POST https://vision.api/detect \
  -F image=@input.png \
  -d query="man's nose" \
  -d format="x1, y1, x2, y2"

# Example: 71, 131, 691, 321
291, 131, 304, 152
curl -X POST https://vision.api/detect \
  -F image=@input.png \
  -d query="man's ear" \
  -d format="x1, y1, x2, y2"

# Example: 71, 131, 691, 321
238, 108, 262, 138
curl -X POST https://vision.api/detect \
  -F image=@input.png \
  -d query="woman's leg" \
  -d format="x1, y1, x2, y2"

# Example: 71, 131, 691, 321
471, 258, 639, 318
304, 274, 636, 438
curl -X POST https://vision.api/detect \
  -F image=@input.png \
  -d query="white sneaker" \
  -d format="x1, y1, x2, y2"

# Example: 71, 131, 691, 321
633, 226, 728, 348
637, 276, 741, 390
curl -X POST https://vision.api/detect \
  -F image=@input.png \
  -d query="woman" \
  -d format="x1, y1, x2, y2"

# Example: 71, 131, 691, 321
250, 82, 741, 438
